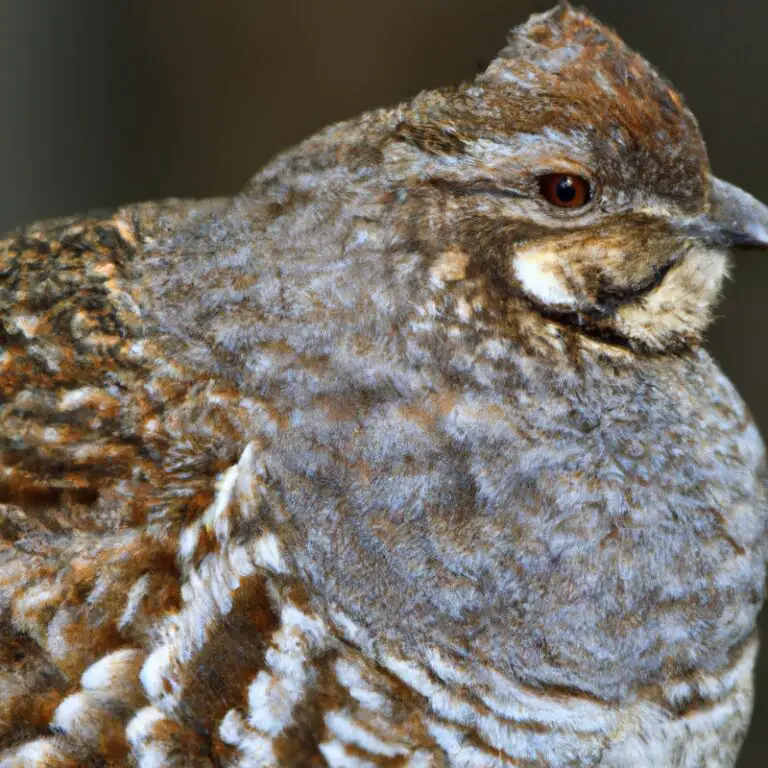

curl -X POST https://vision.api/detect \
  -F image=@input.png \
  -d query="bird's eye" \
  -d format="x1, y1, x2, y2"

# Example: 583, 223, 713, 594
538, 174, 591, 208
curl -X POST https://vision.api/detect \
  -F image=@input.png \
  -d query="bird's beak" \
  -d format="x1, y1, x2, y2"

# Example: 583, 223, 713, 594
707, 176, 768, 251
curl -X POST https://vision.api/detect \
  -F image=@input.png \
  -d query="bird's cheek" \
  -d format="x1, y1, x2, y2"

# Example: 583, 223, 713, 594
511, 246, 584, 309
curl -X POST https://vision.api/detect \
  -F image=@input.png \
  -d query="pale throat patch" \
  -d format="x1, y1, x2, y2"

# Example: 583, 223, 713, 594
512, 247, 578, 307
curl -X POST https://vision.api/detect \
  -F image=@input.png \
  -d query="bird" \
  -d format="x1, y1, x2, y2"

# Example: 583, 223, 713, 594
0, 2, 766, 766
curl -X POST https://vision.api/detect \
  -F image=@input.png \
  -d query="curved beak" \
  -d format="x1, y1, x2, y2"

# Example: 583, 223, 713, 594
708, 176, 768, 251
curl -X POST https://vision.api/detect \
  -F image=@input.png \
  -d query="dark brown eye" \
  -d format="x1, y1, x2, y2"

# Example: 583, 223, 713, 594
539, 174, 591, 208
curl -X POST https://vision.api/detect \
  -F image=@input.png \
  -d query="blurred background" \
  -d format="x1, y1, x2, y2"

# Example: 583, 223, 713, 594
1, 0, 766, 762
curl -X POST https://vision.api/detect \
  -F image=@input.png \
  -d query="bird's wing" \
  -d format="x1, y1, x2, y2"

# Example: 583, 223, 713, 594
0, 208, 268, 765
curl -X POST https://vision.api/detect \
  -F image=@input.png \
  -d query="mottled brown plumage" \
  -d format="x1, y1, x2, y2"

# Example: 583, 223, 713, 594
1, 4, 767, 767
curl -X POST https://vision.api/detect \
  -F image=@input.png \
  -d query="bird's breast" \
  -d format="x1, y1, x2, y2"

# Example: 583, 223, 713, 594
271, 344, 766, 709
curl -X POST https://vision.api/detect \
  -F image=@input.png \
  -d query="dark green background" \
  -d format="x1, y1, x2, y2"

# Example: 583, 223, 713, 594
1, 1, 766, 763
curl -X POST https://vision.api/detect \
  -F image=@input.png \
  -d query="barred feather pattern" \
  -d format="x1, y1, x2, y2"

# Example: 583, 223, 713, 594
1, 5, 768, 767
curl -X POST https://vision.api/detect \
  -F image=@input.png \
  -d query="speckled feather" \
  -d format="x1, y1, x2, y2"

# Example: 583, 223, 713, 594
0, 5, 766, 767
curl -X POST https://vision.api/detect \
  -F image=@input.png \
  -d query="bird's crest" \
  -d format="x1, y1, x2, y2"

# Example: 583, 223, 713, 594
478, 4, 704, 178
482, 4, 639, 86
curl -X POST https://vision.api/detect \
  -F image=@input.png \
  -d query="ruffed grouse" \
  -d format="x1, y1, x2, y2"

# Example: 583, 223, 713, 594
1, 4, 767, 767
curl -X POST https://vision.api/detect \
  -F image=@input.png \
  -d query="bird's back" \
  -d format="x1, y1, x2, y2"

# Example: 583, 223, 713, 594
0, 205, 256, 765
